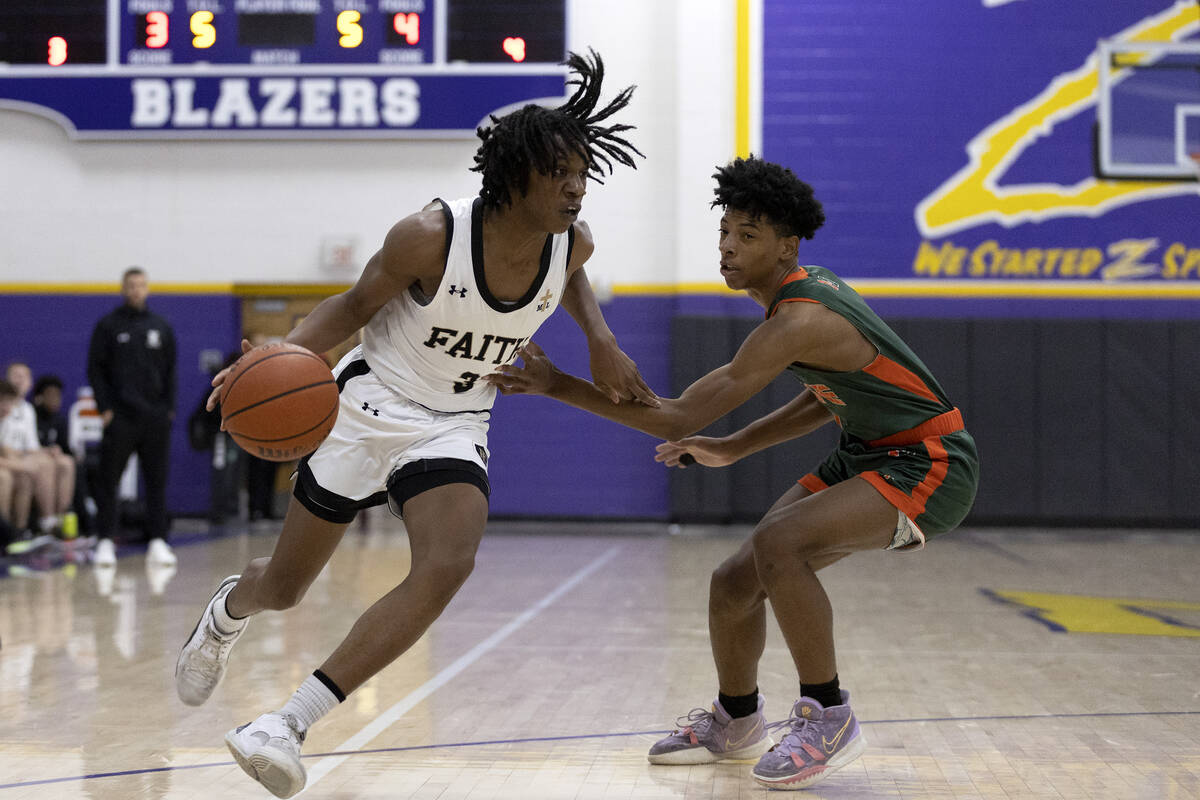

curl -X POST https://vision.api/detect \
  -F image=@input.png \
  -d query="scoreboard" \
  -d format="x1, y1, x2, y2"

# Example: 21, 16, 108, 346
0, 0, 568, 138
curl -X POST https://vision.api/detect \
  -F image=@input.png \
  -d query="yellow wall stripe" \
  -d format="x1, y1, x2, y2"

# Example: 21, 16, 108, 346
0, 283, 233, 295
0, 283, 349, 296
3, 281, 1198, 300
735, 0, 751, 158
610, 281, 1200, 299
829, 280, 1200, 299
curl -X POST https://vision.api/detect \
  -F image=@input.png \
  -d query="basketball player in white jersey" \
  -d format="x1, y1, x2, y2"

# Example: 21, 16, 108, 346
174, 50, 654, 799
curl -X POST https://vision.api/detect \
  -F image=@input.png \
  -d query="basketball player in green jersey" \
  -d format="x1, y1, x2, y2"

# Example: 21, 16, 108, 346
487, 156, 979, 791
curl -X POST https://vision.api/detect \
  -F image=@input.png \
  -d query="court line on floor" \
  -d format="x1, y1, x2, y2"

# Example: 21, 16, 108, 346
299, 544, 623, 794
4, 709, 1198, 791
959, 530, 1034, 565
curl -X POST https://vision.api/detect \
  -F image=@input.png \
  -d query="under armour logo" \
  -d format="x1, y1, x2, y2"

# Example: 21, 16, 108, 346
361, 402, 380, 416
448, 285, 468, 298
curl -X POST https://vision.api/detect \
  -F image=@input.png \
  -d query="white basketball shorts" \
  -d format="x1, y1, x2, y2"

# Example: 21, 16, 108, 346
294, 347, 491, 523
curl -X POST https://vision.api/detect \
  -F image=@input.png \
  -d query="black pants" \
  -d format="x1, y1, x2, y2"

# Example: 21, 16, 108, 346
97, 413, 171, 543
246, 454, 278, 519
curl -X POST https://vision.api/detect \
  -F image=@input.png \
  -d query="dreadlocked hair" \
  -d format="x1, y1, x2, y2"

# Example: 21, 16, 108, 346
711, 156, 825, 240
472, 48, 643, 210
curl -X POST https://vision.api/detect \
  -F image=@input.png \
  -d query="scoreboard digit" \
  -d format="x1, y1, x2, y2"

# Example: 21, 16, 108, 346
0, 1, 107, 65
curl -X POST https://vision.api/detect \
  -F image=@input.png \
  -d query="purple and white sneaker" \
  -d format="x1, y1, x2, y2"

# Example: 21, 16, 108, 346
647, 695, 773, 765
751, 690, 865, 790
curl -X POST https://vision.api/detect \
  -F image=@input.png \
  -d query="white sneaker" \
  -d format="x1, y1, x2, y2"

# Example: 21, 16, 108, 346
175, 575, 246, 706
147, 537, 177, 566
225, 711, 307, 798
94, 538, 117, 566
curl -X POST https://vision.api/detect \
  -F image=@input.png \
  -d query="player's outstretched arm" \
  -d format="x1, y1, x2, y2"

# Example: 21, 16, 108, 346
655, 391, 835, 468
654, 436, 735, 468
559, 222, 658, 406
488, 316, 798, 441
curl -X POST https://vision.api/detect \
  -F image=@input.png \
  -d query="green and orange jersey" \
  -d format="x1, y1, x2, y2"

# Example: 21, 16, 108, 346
767, 265, 959, 445
767, 265, 978, 535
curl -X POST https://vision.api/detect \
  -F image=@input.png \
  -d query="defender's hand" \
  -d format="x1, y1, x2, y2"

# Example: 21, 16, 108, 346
655, 436, 738, 469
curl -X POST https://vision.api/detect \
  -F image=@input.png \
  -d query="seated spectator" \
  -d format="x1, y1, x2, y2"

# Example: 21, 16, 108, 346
0, 379, 38, 544
33, 374, 88, 536
3, 362, 75, 540
0, 460, 18, 546
33, 375, 70, 450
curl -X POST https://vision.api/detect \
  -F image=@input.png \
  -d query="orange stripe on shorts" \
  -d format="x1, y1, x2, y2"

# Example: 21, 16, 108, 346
861, 436, 950, 519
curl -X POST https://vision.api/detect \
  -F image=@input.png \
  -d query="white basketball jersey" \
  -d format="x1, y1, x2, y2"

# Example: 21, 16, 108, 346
362, 196, 574, 413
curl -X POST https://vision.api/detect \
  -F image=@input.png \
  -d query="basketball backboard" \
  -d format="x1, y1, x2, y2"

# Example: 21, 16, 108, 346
1096, 40, 1200, 180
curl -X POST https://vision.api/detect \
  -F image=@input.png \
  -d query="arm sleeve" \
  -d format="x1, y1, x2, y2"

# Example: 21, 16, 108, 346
87, 319, 114, 413
165, 322, 178, 413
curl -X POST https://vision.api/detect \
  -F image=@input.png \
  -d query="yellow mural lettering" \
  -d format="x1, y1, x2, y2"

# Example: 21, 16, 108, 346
1163, 242, 1200, 278
1000, 248, 1027, 276
968, 240, 996, 276
1021, 248, 1043, 276
1077, 248, 1103, 277
991, 590, 1200, 637
1103, 238, 1161, 280
1041, 248, 1063, 276
915, 4, 1200, 238
1059, 249, 1079, 276
913, 240, 968, 276
912, 239, 1200, 279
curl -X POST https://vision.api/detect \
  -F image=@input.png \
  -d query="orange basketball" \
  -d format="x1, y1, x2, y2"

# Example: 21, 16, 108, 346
219, 342, 339, 462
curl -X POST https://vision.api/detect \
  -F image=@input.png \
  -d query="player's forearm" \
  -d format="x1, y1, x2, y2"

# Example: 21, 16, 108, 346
560, 270, 615, 344
723, 392, 834, 459
544, 369, 692, 440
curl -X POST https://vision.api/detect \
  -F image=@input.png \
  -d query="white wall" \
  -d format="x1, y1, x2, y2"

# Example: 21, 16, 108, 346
0, 0, 737, 288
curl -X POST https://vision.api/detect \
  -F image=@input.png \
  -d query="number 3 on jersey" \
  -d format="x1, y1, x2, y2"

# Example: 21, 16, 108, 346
454, 372, 480, 393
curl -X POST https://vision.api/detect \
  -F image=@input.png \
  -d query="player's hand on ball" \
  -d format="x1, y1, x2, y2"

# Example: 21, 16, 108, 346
206, 338, 253, 413
655, 436, 737, 469
487, 342, 558, 396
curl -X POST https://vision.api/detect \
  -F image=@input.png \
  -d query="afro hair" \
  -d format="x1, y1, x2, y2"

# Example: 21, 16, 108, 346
711, 156, 825, 240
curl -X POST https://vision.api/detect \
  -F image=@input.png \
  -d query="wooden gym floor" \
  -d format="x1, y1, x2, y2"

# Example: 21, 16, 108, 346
0, 514, 1197, 799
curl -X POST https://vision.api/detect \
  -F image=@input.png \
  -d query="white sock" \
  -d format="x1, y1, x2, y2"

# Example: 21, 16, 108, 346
39, 516, 60, 533
212, 587, 248, 635
280, 673, 342, 732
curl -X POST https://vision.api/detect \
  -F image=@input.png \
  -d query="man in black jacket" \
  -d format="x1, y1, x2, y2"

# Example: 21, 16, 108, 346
87, 266, 177, 567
